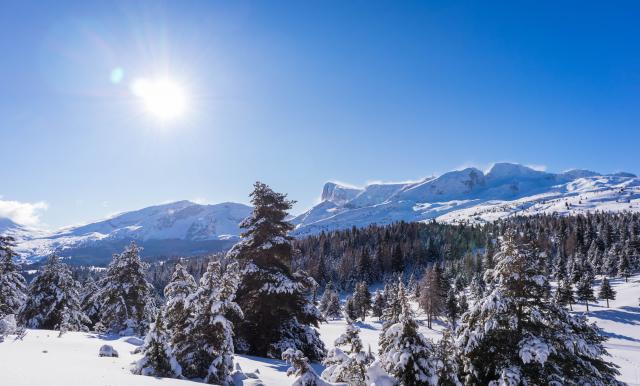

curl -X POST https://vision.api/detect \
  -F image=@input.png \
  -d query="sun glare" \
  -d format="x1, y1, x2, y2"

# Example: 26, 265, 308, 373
131, 77, 187, 121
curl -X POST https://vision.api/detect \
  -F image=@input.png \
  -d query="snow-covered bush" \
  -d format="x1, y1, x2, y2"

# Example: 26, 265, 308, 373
98, 344, 119, 357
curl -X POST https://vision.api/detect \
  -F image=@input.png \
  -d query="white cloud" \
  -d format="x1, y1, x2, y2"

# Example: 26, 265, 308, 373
0, 199, 48, 227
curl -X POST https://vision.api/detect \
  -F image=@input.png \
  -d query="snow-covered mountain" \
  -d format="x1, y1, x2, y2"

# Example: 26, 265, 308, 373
291, 163, 640, 235
9, 201, 251, 264
3, 162, 639, 264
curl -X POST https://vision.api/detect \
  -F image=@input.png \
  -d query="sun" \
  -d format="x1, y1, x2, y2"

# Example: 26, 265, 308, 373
131, 77, 187, 121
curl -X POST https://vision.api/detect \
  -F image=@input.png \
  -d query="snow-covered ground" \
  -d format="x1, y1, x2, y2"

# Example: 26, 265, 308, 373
1, 276, 639, 385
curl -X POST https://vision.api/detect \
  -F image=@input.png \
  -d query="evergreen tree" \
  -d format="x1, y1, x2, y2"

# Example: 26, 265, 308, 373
344, 296, 358, 322
379, 303, 438, 386
163, 262, 197, 365
229, 182, 325, 360
318, 281, 336, 315
444, 287, 459, 328
322, 322, 371, 386
19, 255, 89, 333
598, 277, 616, 308
177, 261, 242, 385
618, 251, 631, 282
352, 281, 371, 321
356, 248, 372, 283
554, 276, 575, 311
0, 236, 27, 318
576, 276, 596, 313
391, 246, 404, 273
95, 242, 156, 335
456, 232, 622, 385
135, 311, 181, 377
323, 292, 342, 320
282, 348, 327, 386
371, 291, 385, 318
381, 279, 407, 331
433, 330, 462, 386
80, 276, 101, 328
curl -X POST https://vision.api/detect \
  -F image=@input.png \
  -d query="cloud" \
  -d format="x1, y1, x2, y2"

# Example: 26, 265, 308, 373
0, 199, 48, 227
526, 164, 547, 172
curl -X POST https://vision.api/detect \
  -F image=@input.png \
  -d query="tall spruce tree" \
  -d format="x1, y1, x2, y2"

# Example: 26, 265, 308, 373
0, 236, 27, 318
371, 290, 385, 319
321, 321, 371, 386
134, 311, 181, 378
19, 255, 89, 333
352, 281, 371, 321
598, 277, 616, 308
554, 276, 575, 311
228, 182, 325, 360
177, 261, 242, 385
576, 276, 596, 313
456, 231, 622, 385
379, 302, 438, 385
163, 262, 197, 365
95, 242, 156, 335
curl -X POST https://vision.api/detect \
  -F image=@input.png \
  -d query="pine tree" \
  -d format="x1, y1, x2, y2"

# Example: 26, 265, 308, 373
618, 251, 631, 282
0, 236, 27, 318
324, 292, 342, 320
433, 329, 461, 386
555, 276, 575, 311
391, 246, 404, 273
444, 287, 459, 328
322, 322, 371, 386
352, 281, 371, 321
319, 281, 336, 315
177, 261, 242, 385
135, 311, 181, 377
163, 262, 197, 366
379, 303, 438, 386
598, 277, 616, 308
381, 279, 407, 331
576, 276, 596, 313
19, 255, 89, 333
95, 242, 156, 335
371, 291, 385, 319
344, 296, 358, 322
229, 182, 325, 360
356, 248, 372, 283
80, 276, 101, 328
456, 231, 622, 385
282, 348, 327, 386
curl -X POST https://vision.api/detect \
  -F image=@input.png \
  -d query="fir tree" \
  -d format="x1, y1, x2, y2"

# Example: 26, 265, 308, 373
344, 296, 358, 322
444, 287, 459, 328
598, 277, 616, 308
80, 276, 101, 328
19, 255, 89, 333
322, 322, 371, 386
391, 246, 404, 273
554, 276, 575, 311
371, 291, 385, 319
0, 236, 27, 318
381, 279, 407, 331
282, 348, 327, 386
618, 251, 631, 282
95, 242, 156, 335
456, 231, 622, 385
135, 311, 181, 378
352, 281, 371, 321
229, 182, 325, 360
177, 261, 242, 385
324, 292, 342, 320
379, 303, 438, 386
163, 262, 197, 366
318, 281, 336, 315
576, 276, 596, 313
433, 329, 462, 386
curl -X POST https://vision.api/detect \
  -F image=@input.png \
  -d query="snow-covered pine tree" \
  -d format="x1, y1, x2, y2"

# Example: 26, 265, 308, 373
135, 311, 181, 378
618, 251, 631, 282
0, 236, 27, 318
371, 291, 385, 318
95, 242, 156, 335
228, 182, 325, 361
576, 275, 596, 313
468, 274, 484, 301
352, 281, 371, 321
455, 231, 623, 385
19, 255, 89, 333
80, 275, 101, 328
344, 296, 358, 322
283, 348, 330, 386
433, 329, 461, 386
163, 262, 196, 358
418, 266, 443, 329
598, 277, 616, 308
554, 276, 575, 311
324, 292, 341, 320
457, 292, 468, 316
444, 287, 459, 328
177, 260, 242, 385
381, 279, 407, 332
321, 321, 371, 386
378, 302, 438, 386
319, 281, 336, 315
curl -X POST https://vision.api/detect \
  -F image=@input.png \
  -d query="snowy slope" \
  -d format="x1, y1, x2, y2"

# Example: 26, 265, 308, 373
292, 163, 640, 235
2, 276, 638, 385
10, 201, 251, 264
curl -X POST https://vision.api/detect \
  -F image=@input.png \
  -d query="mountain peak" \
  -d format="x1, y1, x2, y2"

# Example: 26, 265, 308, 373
486, 163, 543, 179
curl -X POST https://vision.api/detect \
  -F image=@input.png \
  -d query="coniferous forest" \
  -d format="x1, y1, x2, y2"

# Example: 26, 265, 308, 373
1, 183, 639, 385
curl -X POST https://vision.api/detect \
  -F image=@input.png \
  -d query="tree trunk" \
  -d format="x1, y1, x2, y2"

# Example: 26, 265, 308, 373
585, 301, 589, 313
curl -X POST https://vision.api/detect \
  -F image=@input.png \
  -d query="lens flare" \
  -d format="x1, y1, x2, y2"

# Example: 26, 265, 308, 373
131, 77, 187, 120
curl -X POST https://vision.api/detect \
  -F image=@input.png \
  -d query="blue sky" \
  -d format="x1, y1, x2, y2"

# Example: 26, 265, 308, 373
1, 1, 639, 229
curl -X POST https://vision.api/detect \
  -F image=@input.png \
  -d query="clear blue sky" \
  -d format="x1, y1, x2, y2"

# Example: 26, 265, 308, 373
1, 1, 639, 229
